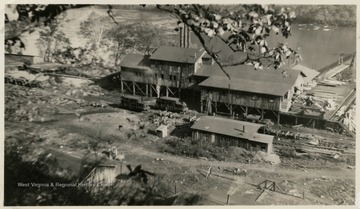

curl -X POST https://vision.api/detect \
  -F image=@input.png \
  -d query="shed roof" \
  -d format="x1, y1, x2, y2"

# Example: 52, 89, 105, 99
150, 46, 205, 63
292, 64, 320, 81
156, 125, 168, 132
198, 75, 293, 96
195, 64, 302, 85
45, 149, 118, 180
120, 54, 151, 70
191, 116, 273, 144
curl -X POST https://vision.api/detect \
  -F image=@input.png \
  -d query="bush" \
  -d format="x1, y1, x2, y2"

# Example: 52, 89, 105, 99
160, 137, 248, 162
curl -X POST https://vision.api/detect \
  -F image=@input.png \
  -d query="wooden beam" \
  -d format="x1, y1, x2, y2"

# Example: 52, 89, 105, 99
238, 105, 245, 113
123, 81, 132, 94
132, 81, 135, 96
167, 87, 177, 97
255, 108, 262, 115
133, 82, 146, 96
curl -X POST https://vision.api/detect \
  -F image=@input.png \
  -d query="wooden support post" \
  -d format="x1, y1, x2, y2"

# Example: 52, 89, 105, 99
295, 116, 298, 125
206, 166, 212, 178
226, 194, 230, 205
132, 82, 135, 96
261, 109, 264, 120
200, 100, 204, 113
149, 84, 153, 97
146, 84, 149, 97
120, 79, 124, 93
214, 102, 218, 113
245, 106, 248, 116
230, 104, 233, 118
277, 113, 280, 125
313, 120, 316, 128
133, 82, 146, 96
166, 87, 169, 97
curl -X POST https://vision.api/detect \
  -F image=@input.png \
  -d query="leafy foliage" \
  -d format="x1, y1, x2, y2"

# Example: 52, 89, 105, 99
106, 22, 177, 65
79, 12, 115, 66
294, 5, 356, 27
156, 4, 301, 78
5, 5, 89, 40
37, 12, 71, 62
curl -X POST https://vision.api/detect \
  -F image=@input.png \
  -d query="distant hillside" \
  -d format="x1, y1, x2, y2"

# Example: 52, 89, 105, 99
282, 5, 356, 27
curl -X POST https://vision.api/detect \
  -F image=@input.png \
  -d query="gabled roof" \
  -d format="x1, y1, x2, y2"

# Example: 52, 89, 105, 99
149, 46, 205, 64
292, 64, 320, 81
156, 124, 168, 132
196, 64, 302, 85
198, 75, 293, 96
191, 116, 273, 144
44, 149, 118, 180
120, 54, 151, 70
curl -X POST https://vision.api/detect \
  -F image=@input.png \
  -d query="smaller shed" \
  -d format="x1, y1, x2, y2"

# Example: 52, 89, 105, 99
191, 116, 274, 153
156, 125, 168, 138
292, 64, 320, 84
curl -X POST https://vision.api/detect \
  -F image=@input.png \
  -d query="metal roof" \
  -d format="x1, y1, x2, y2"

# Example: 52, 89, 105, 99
191, 116, 273, 144
120, 54, 151, 70
149, 46, 205, 63
198, 75, 293, 96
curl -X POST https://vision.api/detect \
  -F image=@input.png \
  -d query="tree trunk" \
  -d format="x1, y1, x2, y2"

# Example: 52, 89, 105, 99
114, 42, 122, 66
92, 28, 104, 65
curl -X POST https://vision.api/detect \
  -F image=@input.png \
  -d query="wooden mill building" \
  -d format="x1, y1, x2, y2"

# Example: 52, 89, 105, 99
194, 63, 305, 123
191, 116, 274, 153
117, 44, 309, 123
119, 46, 206, 98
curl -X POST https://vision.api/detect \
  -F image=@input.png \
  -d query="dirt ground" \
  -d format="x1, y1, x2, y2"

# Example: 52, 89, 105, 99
4, 80, 356, 205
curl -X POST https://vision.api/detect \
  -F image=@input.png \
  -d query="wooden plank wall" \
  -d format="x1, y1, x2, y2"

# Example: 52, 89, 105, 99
201, 88, 281, 111
151, 61, 195, 88
194, 130, 268, 152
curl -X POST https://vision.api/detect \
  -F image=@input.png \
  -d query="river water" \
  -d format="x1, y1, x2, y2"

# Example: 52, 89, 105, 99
20, 8, 356, 70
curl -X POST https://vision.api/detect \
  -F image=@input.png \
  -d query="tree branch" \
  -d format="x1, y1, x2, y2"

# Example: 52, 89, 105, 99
107, 5, 119, 25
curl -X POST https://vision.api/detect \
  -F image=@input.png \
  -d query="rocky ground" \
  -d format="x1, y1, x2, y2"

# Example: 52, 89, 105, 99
4, 72, 356, 205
